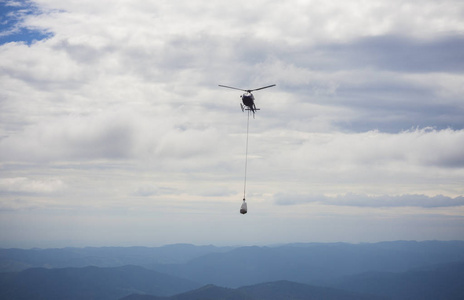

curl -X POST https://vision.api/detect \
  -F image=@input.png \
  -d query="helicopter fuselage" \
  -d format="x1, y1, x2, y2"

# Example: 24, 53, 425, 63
241, 92, 255, 108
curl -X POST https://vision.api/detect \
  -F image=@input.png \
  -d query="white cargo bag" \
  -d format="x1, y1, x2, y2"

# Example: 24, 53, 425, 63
240, 199, 247, 214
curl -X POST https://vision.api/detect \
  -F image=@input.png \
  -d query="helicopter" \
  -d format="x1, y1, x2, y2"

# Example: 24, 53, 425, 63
218, 84, 276, 117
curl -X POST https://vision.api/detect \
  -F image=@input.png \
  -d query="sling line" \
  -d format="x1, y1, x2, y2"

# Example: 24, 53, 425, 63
243, 109, 250, 200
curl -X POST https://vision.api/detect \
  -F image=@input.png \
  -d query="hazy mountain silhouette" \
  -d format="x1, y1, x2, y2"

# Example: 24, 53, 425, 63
119, 263, 464, 300
121, 284, 252, 300
1, 241, 464, 300
331, 261, 464, 300
0, 244, 232, 272
151, 241, 464, 287
0, 265, 200, 300
238, 280, 386, 300
121, 281, 385, 300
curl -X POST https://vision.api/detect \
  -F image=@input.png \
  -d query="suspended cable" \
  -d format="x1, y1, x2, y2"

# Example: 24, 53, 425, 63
240, 110, 250, 214
243, 109, 250, 200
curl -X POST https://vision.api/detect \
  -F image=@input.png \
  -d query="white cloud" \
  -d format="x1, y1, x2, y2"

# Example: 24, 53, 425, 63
0, 108, 235, 165
0, 177, 65, 194
255, 128, 464, 175
274, 193, 464, 208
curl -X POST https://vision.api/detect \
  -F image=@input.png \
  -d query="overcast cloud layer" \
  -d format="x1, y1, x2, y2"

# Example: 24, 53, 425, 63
1, 0, 463, 248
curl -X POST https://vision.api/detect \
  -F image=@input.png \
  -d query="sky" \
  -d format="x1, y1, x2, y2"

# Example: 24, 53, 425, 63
0, 0, 463, 248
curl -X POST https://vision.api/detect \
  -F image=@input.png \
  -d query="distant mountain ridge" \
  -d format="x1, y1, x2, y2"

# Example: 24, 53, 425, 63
0, 265, 200, 300
1, 241, 464, 300
331, 261, 464, 300
121, 281, 386, 300
0, 244, 233, 272
2, 262, 463, 300
151, 240, 464, 287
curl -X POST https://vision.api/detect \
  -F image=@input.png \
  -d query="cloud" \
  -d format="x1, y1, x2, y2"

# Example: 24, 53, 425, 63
333, 35, 464, 73
274, 193, 464, 208
0, 198, 41, 212
257, 128, 464, 175
132, 185, 178, 197
0, 111, 136, 161
0, 177, 65, 195
259, 35, 464, 131
0, 108, 234, 165
279, 34, 464, 74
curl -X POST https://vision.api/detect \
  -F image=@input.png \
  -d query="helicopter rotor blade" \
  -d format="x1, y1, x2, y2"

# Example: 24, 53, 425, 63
218, 85, 248, 92
250, 84, 276, 92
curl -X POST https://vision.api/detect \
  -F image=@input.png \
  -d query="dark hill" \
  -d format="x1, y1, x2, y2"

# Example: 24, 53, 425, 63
0, 265, 200, 300
122, 281, 384, 300
238, 280, 385, 300
121, 285, 252, 300
331, 261, 464, 300
171, 284, 253, 300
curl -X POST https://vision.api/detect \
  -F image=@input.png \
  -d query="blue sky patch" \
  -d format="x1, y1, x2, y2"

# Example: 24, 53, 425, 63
0, 0, 53, 45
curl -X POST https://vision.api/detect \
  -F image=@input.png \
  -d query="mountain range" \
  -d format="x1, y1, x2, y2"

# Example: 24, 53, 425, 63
1, 241, 463, 299
122, 281, 387, 300
150, 240, 464, 287
0, 243, 232, 272
0, 265, 199, 300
